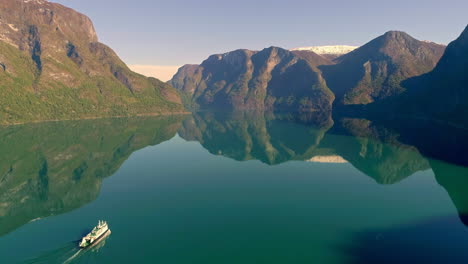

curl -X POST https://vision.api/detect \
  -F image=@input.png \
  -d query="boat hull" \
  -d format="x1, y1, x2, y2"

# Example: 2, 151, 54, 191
79, 228, 110, 248
88, 229, 111, 249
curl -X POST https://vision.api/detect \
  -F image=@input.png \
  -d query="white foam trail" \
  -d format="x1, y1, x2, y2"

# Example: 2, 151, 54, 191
63, 249, 82, 264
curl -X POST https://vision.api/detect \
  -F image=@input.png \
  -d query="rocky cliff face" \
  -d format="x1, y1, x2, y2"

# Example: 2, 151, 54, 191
170, 47, 335, 112
0, 0, 183, 124
290, 49, 334, 68
320, 31, 445, 105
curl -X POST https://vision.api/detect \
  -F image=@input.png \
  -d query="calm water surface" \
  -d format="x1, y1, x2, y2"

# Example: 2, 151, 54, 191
0, 113, 467, 263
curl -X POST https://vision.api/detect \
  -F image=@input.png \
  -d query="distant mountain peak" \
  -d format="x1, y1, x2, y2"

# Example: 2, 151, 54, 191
22, 0, 47, 4
291, 45, 358, 55
262, 46, 293, 56
422, 40, 444, 45
291, 45, 358, 60
320, 30, 446, 105
383, 30, 410, 37
377, 31, 418, 47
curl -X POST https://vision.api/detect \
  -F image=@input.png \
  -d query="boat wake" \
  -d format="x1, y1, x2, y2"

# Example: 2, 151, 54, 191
21, 242, 79, 264
22, 230, 111, 264
63, 248, 83, 264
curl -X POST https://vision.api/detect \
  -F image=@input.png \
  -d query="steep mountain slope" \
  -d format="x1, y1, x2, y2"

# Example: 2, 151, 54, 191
320, 31, 445, 105
291, 45, 358, 60
402, 25, 468, 123
169, 64, 204, 107
290, 49, 334, 68
170, 47, 334, 112
0, 0, 183, 124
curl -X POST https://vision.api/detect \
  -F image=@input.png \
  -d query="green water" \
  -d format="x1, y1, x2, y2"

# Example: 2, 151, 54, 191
0, 112, 468, 263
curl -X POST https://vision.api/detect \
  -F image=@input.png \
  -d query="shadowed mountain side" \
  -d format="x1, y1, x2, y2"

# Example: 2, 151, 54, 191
0, 115, 185, 236
178, 111, 333, 165
399, 25, 468, 125
354, 26, 468, 128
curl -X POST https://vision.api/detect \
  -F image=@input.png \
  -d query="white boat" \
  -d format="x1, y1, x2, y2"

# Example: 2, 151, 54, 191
79, 220, 110, 248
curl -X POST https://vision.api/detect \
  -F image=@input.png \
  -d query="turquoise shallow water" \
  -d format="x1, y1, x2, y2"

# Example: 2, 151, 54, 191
0, 114, 467, 263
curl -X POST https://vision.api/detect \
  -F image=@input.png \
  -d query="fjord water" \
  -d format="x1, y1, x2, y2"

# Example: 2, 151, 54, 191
1, 113, 468, 263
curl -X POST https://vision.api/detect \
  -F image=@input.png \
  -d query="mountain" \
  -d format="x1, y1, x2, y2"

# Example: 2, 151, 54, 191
320, 31, 445, 105
171, 31, 447, 112
290, 49, 334, 67
0, 0, 184, 124
169, 47, 335, 112
401, 25, 468, 123
291, 45, 358, 60
169, 64, 204, 107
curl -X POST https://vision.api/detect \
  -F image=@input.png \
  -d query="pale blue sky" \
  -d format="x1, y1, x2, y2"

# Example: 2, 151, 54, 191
51, 0, 467, 79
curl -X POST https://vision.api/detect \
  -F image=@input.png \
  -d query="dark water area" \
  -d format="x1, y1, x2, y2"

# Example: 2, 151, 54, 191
0, 112, 467, 263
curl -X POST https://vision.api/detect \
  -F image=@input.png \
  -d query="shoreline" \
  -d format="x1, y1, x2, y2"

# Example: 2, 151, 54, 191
0, 111, 191, 127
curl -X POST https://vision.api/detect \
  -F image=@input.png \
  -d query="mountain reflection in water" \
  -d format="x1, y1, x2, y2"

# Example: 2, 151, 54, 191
178, 111, 468, 224
0, 111, 468, 263
0, 116, 186, 236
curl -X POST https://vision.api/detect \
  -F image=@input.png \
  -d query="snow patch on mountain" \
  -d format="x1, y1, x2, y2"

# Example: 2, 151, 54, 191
291, 45, 358, 55
23, 0, 47, 4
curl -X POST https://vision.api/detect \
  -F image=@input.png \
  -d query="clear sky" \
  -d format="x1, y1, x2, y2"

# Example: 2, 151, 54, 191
51, 0, 467, 80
